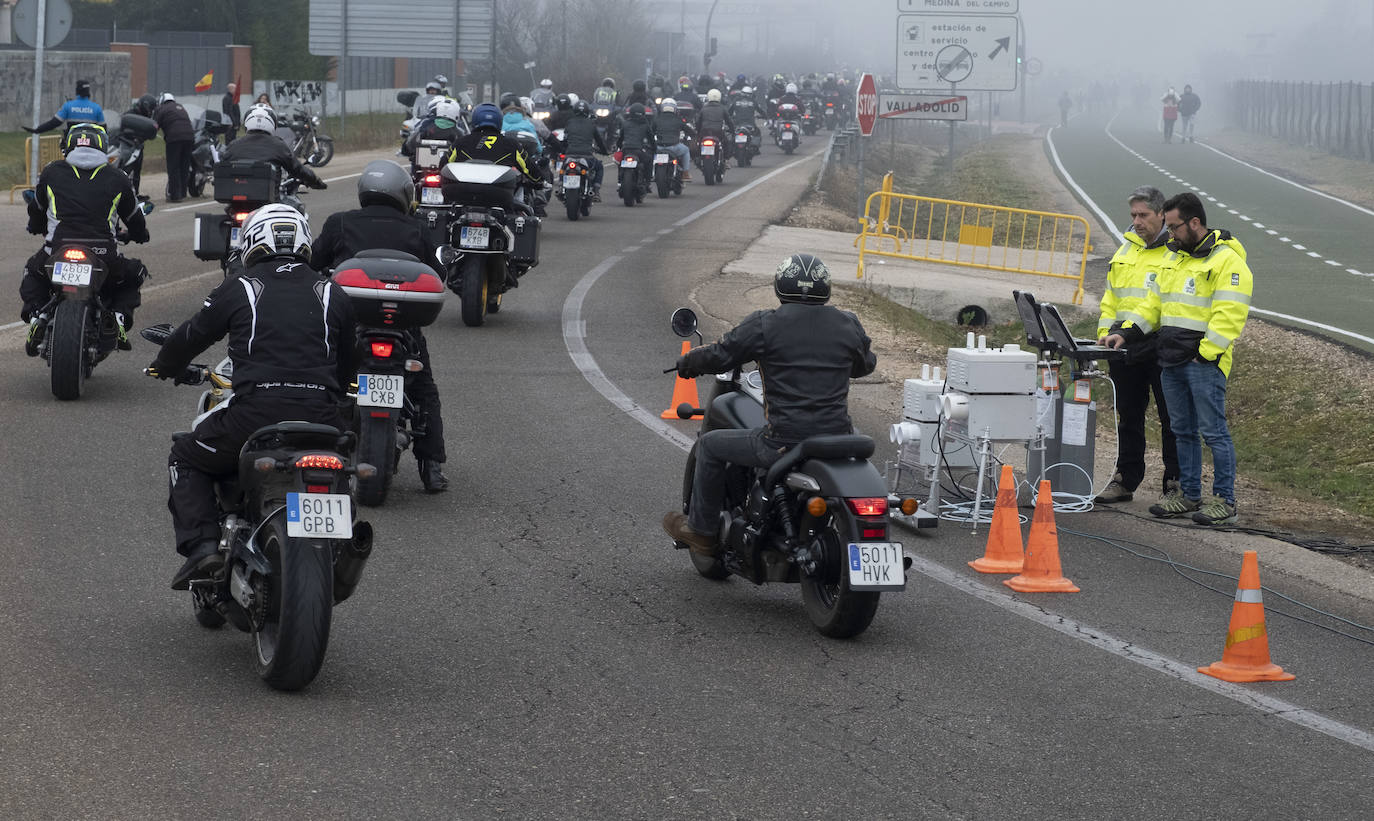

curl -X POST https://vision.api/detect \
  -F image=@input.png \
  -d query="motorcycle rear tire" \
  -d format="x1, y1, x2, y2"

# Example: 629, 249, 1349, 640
460, 256, 489, 327
50, 300, 90, 401
308, 138, 335, 167
566, 188, 582, 221
188, 174, 205, 198
701, 156, 716, 186
738, 151, 751, 168
254, 515, 334, 691
783, 144, 796, 155
621, 170, 636, 207
799, 508, 880, 638
355, 414, 398, 507
681, 443, 729, 581
655, 165, 670, 199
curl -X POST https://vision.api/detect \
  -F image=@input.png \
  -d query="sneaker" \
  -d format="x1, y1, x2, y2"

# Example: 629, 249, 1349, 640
171, 539, 224, 590
662, 511, 718, 557
1094, 474, 1133, 504
1192, 496, 1238, 526
418, 459, 449, 493
1148, 483, 1201, 518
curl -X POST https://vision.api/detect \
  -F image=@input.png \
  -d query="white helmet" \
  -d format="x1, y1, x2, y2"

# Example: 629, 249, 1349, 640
432, 97, 463, 121
519, 95, 535, 116
785, 83, 798, 94
567, 92, 581, 107
243, 106, 276, 134
741, 85, 753, 95
661, 99, 677, 113
540, 78, 553, 89
159, 92, 175, 104
239, 204, 312, 265
706, 89, 722, 103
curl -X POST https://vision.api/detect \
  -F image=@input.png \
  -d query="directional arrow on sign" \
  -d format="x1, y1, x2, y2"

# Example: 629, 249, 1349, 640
988, 37, 1010, 61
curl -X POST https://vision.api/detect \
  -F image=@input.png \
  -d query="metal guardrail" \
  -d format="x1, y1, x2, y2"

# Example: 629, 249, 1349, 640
855, 173, 1092, 304
9, 135, 63, 203
815, 124, 860, 194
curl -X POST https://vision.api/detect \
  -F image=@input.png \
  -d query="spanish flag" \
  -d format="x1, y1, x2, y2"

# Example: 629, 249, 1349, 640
194, 70, 214, 93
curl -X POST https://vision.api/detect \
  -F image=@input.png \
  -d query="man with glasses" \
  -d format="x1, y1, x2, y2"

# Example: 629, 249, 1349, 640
1104, 192, 1253, 525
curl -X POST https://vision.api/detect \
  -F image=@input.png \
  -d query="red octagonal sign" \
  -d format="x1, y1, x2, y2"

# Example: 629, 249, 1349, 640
856, 73, 878, 137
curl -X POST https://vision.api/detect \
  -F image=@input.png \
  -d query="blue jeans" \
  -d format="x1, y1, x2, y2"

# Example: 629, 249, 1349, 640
1159, 361, 1235, 504
663, 142, 690, 168
689, 428, 784, 533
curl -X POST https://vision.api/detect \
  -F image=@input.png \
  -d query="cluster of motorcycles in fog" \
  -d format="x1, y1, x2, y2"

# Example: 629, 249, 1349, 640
21, 70, 885, 692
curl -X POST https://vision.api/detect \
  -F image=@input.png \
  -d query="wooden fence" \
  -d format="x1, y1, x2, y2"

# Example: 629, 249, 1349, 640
1227, 80, 1374, 162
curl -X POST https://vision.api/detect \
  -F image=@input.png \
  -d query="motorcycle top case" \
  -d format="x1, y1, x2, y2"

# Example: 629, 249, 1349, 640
213, 160, 281, 207
115, 113, 158, 141
440, 161, 520, 209
331, 252, 446, 329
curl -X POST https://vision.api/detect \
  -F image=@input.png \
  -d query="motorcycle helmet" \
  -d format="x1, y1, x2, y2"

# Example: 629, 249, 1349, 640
679, 76, 693, 93
135, 93, 158, 117
75, 80, 92, 98
470, 102, 503, 130
740, 86, 753, 96
802, 79, 814, 90
357, 160, 415, 213
540, 78, 554, 89
243, 106, 276, 134
159, 92, 175, 104
432, 97, 463, 123
772, 74, 786, 86
627, 103, 646, 120
518, 96, 535, 116
660, 99, 677, 113
555, 93, 573, 111
498, 92, 522, 111
633, 79, 646, 93
706, 89, 722, 103
785, 83, 798, 95
736, 73, 747, 84
425, 80, 442, 94
774, 253, 832, 304
573, 100, 592, 117
240, 204, 312, 266
601, 77, 616, 88
62, 123, 108, 154
567, 93, 581, 107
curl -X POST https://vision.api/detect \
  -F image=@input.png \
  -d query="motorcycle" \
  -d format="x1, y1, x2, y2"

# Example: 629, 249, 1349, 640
107, 112, 157, 198
615, 148, 649, 206
776, 104, 803, 154
593, 104, 618, 149
652, 146, 685, 199
187, 108, 231, 199
331, 253, 447, 507
193, 161, 307, 274
436, 160, 541, 326
24, 202, 153, 400
732, 125, 760, 168
821, 100, 839, 131
800, 100, 821, 136
697, 135, 725, 186
397, 90, 421, 152
666, 308, 915, 638
139, 325, 375, 691
281, 104, 334, 168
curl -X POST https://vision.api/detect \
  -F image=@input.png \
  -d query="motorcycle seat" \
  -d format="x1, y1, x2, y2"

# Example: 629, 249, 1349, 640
799, 434, 875, 461
353, 249, 422, 264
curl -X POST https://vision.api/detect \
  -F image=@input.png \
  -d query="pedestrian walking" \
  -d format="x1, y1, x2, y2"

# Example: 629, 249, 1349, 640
1161, 87, 1179, 143
153, 93, 195, 202
1095, 185, 1179, 505
1105, 192, 1254, 525
221, 82, 242, 144
1178, 84, 1201, 142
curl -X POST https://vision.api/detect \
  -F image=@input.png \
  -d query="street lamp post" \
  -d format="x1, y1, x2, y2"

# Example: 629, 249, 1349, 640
703, 0, 720, 73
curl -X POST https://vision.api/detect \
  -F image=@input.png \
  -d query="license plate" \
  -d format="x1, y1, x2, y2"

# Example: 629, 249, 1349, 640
621, 157, 638, 168
286, 492, 353, 540
847, 542, 905, 591
782, 131, 795, 140
459, 225, 490, 249
701, 144, 716, 156
654, 153, 669, 164
421, 186, 444, 205
357, 373, 403, 408
51, 261, 93, 286
735, 134, 748, 143
230, 226, 241, 246
563, 174, 581, 189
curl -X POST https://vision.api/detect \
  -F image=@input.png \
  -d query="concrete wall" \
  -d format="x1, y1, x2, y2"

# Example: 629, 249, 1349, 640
0, 50, 131, 131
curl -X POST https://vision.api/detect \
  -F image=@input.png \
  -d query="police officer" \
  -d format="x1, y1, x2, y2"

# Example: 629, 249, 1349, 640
222, 105, 328, 190
662, 254, 877, 556
21, 124, 149, 356
313, 161, 451, 493
149, 204, 357, 589
26, 79, 105, 134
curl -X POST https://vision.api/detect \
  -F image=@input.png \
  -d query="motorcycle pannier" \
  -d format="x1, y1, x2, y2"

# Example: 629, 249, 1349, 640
117, 113, 158, 141
332, 253, 446, 329
510, 214, 540, 267
192, 212, 229, 261
213, 160, 280, 207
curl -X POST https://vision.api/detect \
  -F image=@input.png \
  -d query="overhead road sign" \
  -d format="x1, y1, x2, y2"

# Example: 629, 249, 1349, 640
309, 0, 494, 61
879, 93, 969, 121
857, 73, 878, 136
897, 13, 1019, 92
897, 0, 1018, 12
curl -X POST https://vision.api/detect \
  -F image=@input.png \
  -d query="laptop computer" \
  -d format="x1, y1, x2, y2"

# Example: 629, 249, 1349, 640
1012, 290, 1056, 353
1037, 301, 1126, 360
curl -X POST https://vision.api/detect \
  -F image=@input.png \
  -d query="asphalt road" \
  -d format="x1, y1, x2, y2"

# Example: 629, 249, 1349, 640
1048, 107, 1374, 352
1, 137, 1372, 818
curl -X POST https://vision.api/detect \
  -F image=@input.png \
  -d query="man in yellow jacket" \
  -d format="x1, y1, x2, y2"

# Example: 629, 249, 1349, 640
1105, 192, 1253, 525
1095, 186, 1179, 505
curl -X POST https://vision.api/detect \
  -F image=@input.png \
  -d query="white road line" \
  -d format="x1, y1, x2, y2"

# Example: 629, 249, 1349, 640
1348, 268, 1368, 277
1046, 125, 1117, 235
1216, 202, 1228, 208
1325, 259, 1341, 266
1307, 251, 1322, 258
1198, 140, 1374, 218
1293, 243, 1307, 250
1267, 229, 1279, 235
1253, 222, 1265, 228
1280, 236, 1292, 242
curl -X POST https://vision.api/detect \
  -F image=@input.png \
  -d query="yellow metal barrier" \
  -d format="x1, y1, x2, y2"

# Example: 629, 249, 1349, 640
9, 135, 64, 203
855, 183, 1092, 305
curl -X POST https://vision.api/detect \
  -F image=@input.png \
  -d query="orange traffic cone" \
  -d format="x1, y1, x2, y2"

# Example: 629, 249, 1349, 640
660, 341, 702, 420
1197, 550, 1295, 682
969, 465, 1024, 574
1004, 480, 1080, 593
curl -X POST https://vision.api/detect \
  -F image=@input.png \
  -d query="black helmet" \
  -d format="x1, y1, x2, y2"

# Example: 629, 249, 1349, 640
498, 92, 521, 111
602, 77, 616, 88
632, 79, 646, 92
135, 93, 157, 117
357, 160, 414, 213
75, 79, 92, 98
627, 103, 646, 120
555, 93, 573, 111
63, 123, 108, 154
698, 74, 713, 88
773, 253, 831, 304
573, 99, 591, 117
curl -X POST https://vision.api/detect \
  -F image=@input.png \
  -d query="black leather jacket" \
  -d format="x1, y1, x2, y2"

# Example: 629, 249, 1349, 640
562, 116, 610, 157
652, 111, 691, 145
618, 118, 655, 152
679, 303, 877, 445
696, 101, 734, 135
221, 132, 324, 187
313, 204, 429, 271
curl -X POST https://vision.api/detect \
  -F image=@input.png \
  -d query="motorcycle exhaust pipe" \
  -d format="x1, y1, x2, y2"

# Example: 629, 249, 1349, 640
333, 520, 373, 605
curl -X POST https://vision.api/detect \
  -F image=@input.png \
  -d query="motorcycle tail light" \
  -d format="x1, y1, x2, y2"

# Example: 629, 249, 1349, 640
862, 526, 887, 540
62, 248, 87, 261
306, 484, 332, 493
233, 211, 250, 223
846, 497, 888, 517
423, 174, 441, 186
370, 341, 394, 358
296, 454, 344, 471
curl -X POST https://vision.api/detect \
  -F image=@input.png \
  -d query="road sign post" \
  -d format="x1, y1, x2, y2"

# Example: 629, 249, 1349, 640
856, 73, 878, 219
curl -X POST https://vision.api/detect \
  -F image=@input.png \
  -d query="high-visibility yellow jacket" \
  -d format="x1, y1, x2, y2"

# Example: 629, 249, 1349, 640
1097, 227, 1171, 363
1121, 229, 1253, 378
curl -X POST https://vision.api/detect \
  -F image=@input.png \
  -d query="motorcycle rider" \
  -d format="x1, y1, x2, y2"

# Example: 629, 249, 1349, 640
530, 78, 556, 110
403, 97, 467, 159
312, 161, 450, 493
729, 86, 758, 129
447, 102, 543, 195
696, 88, 735, 163
730, 73, 748, 93
662, 254, 877, 556
412, 78, 444, 120
547, 93, 576, 132
776, 83, 803, 117
151, 204, 356, 589
21, 123, 150, 355
624, 79, 652, 109
651, 99, 693, 181
25, 79, 106, 134
557, 99, 611, 201
592, 78, 619, 112
499, 93, 543, 152
118, 93, 159, 195
222, 105, 328, 191
616, 103, 656, 196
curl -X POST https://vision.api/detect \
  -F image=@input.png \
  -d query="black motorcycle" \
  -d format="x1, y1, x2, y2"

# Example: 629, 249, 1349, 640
616, 148, 650, 206
666, 308, 915, 638
331, 252, 447, 506
732, 125, 760, 168
286, 105, 334, 167
652, 147, 685, 199
697, 135, 726, 185
554, 143, 596, 221
140, 326, 375, 692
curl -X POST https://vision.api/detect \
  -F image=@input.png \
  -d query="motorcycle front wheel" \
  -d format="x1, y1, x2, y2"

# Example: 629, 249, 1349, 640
799, 508, 880, 638
459, 256, 489, 327
49, 300, 90, 401
308, 137, 335, 167
254, 515, 333, 691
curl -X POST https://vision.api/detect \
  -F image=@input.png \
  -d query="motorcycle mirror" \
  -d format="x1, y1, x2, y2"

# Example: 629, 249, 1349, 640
397, 90, 420, 107
435, 246, 461, 268
138, 199, 155, 216
140, 323, 174, 346
669, 307, 699, 339
22, 188, 37, 207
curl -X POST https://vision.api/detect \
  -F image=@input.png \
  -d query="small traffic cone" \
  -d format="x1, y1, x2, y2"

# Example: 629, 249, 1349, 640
1197, 550, 1295, 682
1004, 480, 1080, 593
660, 341, 702, 420
969, 465, 1024, 574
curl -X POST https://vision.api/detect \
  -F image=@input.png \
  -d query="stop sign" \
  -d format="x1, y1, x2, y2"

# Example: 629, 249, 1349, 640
856, 73, 878, 137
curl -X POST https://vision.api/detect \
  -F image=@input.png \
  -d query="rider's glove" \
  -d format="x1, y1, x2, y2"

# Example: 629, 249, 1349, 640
311, 179, 328, 190
675, 355, 698, 380
145, 362, 170, 380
